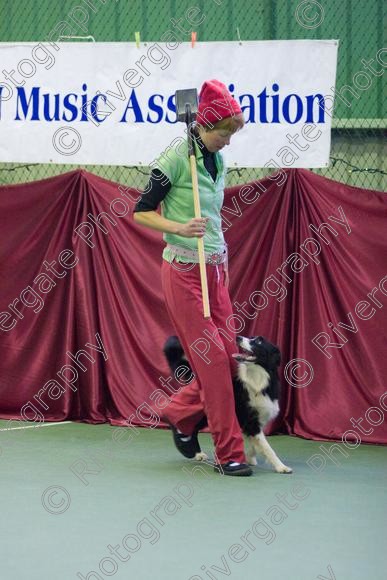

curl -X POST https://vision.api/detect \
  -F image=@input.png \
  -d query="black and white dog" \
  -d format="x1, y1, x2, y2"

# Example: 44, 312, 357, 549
163, 335, 292, 474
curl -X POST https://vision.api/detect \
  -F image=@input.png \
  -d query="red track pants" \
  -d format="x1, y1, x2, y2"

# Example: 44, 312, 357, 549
161, 257, 246, 464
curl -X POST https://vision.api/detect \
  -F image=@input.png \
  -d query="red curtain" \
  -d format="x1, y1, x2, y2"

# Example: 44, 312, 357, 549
0, 168, 386, 444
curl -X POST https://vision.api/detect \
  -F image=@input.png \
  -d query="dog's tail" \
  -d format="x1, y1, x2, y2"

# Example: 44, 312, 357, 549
163, 335, 192, 376
163, 336, 209, 432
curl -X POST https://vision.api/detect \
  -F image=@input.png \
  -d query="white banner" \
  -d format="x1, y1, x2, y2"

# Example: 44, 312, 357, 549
0, 40, 338, 167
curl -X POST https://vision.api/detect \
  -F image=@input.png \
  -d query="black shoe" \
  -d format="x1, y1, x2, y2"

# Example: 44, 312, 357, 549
169, 423, 202, 459
214, 461, 253, 476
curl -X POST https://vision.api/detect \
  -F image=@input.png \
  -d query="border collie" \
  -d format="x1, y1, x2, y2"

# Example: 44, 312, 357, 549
163, 335, 292, 474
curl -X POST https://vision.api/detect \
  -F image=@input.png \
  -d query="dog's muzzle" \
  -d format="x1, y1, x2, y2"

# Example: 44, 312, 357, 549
232, 352, 255, 362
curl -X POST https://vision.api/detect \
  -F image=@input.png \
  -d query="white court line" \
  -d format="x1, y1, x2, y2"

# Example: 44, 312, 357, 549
0, 421, 73, 431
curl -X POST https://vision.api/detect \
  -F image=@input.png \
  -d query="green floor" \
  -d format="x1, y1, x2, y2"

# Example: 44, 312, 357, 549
0, 420, 386, 580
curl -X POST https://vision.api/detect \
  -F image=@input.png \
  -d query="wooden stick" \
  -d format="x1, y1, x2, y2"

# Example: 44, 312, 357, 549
189, 154, 211, 319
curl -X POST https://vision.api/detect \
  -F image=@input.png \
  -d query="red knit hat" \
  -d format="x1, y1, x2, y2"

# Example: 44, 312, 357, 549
196, 79, 242, 128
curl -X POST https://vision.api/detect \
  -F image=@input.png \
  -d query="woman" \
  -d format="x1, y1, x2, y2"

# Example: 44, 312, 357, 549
133, 79, 252, 476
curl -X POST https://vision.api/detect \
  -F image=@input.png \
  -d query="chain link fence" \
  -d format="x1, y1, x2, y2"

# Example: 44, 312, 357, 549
0, 0, 385, 191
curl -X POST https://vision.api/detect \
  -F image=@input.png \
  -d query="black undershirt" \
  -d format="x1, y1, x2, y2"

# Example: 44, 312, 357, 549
133, 127, 218, 213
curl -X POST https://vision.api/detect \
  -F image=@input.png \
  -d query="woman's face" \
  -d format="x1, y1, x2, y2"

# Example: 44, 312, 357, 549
201, 128, 234, 152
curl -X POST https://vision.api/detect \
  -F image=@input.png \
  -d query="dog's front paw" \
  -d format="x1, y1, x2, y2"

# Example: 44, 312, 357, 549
275, 464, 293, 474
194, 452, 209, 462
247, 456, 258, 466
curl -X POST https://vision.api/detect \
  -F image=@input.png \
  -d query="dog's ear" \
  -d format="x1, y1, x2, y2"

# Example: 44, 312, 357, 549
271, 348, 281, 367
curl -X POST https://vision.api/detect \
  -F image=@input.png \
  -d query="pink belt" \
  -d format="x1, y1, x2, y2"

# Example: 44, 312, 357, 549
166, 242, 228, 268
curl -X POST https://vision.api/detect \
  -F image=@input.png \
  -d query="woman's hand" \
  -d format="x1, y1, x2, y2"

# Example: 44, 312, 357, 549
177, 217, 210, 238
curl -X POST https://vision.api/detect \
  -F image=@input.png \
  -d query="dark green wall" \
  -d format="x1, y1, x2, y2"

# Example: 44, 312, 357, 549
0, 0, 385, 190
0, 0, 384, 119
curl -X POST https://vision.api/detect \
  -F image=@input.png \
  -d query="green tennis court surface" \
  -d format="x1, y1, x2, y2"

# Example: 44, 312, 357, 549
1, 420, 386, 580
